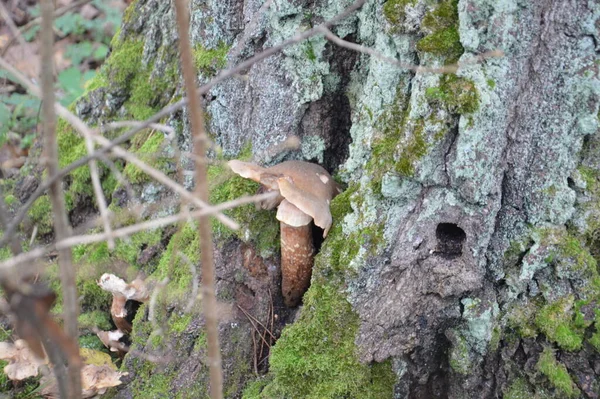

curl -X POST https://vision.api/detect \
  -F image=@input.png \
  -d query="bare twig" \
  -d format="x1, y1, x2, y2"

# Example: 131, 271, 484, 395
178, 251, 200, 314
99, 122, 175, 136
19, 0, 93, 34
237, 305, 276, 342
0, 2, 29, 56
319, 26, 504, 74
174, 0, 223, 396
236, 305, 273, 347
0, 191, 278, 273
147, 277, 169, 347
39, 1, 81, 397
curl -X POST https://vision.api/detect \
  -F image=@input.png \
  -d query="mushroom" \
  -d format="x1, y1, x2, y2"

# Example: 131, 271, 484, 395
228, 160, 341, 306
98, 274, 149, 333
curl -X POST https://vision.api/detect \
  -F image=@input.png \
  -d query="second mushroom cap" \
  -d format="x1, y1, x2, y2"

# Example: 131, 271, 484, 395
228, 160, 340, 237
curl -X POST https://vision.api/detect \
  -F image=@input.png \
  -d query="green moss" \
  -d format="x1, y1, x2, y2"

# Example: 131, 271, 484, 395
489, 325, 501, 351
425, 75, 479, 114
169, 313, 192, 334
193, 43, 229, 76
72, 222, 162, 271
395, 119, 427, 176
131, 362, 177, 399
486, 79, 496, 90
448, 331, 470, 375
383, 0, 417, 25
534, 296, 584, 351
123, 131, 170, 184
416, 0, 463, 63
56, 118, 117, 205
78, 310, 112, 331
243, 378, 271, 399
4, 195, 16, 207
153, 222, 200, 302
504, 378, 533, 399
588, 309, 600, 352
506, 301, 539, 338
26, 195, 53, 235
536, 348, 579, 398
209, 162, 280, 257
368, 85, 429, 182
79, 334, 106, 351
253, 284, 394, 398
87, 38, 179, 120
557, 234, 597, 275
0, 360, 10, 392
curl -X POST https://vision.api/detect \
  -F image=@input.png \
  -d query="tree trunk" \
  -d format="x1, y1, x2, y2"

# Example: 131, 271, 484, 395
50, 0, 600, 397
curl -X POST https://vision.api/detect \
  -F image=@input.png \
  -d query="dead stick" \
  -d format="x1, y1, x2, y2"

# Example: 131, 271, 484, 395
173, 0, 223, 397
40, 0, 81, 397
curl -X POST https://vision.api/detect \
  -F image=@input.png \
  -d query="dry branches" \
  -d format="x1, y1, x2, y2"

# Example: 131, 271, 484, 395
40, 0, 81, 397
173, 0, 223, 397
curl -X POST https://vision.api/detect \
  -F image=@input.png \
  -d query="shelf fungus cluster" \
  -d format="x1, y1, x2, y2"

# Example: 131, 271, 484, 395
97, 273, 149, 353
228, 160, 341, 307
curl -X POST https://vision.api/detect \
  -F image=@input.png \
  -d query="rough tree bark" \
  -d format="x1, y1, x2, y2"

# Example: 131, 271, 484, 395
11, 0, 598, 398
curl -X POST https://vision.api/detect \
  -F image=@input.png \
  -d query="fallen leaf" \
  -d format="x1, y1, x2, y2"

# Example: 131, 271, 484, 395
4, 41, 39, 79
80, 4, 100, 20
0, 339, 46, 381
41, 364, 127, 399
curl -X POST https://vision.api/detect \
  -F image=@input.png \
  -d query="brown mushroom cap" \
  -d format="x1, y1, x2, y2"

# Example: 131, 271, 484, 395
227, 160, 339, 236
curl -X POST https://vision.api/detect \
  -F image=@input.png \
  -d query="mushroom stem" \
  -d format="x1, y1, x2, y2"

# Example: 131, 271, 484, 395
110, 294, 131, 333
280, 222, 315, 307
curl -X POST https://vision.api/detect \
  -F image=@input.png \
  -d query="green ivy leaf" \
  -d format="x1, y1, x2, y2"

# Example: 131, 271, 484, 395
55, 13, 87, 36
93, 44, 109, 60
65, 41, 94, 66
58, 67, 84, 105
0, 103, 10, 136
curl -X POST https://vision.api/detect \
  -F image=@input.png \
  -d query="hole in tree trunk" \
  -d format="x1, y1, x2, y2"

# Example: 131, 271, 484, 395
435, 223, 466, 259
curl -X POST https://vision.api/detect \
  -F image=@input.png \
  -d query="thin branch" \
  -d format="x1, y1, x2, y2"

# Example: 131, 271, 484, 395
147, 277, 169, 346
98, 121, 175, 136
319, 26, 504, 74
19, 0, 93, 34
174, 0, 223, 396
0, 2, 29, 56
237, 305, 272, 350
0, 191, 277, 277
39, 1, 81, 397
178, 251, 199, 314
